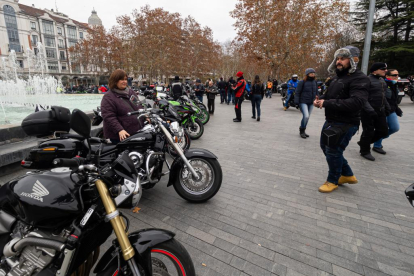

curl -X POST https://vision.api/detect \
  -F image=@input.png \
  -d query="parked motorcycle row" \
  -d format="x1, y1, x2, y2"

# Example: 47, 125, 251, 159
1, 89, 225, 276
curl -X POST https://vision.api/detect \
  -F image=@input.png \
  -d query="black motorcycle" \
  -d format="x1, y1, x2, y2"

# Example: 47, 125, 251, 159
0, 109, 195, 276
22, 107, 222, 203
282, 91, 299, 110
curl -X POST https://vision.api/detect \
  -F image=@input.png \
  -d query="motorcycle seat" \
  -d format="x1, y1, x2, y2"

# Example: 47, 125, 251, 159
90, 144, 117, 154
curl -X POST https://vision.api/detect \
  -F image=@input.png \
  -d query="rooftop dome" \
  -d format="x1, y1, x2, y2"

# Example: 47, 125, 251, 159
88, 8, 102, 26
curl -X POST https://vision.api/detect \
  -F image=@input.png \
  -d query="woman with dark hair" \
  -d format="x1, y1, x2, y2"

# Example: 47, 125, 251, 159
251, 75, 264, 121
294, 68, 318, 138
101, 69, 143, 144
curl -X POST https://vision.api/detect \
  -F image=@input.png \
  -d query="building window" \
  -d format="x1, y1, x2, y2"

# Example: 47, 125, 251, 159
47, 62, 59, 72
32, 35, 38, 46
44, 37, 56, 47
62, 64, 67, 70
57, 27, 62, 35
18, 60, 23, 68
68, 39, 77, 48
67, 26, 77, 39
45, 48, 56, 59
3, 5, 21, 52
60, 51, 65, 60
79, 32, 83, 39
34, 48, 39, 55
30, 21, 36, 30
42, 20, 54, 35
58, 39, 64, 48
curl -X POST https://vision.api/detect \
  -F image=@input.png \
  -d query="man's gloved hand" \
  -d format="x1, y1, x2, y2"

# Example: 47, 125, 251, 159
396, 107, 403, 117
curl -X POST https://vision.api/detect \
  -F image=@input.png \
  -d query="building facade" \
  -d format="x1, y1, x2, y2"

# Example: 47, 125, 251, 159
0, 0, 102, 86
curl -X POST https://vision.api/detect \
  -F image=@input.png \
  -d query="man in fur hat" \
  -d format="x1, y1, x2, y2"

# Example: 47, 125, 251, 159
314, 46, 370, 193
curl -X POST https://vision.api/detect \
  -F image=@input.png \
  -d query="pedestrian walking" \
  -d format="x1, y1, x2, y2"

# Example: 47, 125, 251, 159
315, 45, 369, 193
233, 71, 247, 122
251, 75, 264, 121
206, 81, 217, 114
372, 69, 403, 154
193, 79, 205, 102
272, 79, 278, 94
266, 80, 272, 98
295, 68, 318, 139
228, 77, 236, 105
218, 77, 227, 104
358, 62, 391, 161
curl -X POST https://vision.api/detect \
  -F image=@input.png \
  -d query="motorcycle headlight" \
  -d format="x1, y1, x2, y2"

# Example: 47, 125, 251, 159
170, 121, 182, 136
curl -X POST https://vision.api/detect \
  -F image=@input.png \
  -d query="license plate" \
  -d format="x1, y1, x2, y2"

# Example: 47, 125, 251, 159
398, 92, 405, 95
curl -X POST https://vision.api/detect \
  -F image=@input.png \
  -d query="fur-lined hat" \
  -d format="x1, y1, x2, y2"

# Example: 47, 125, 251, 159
327, 46, 360, 74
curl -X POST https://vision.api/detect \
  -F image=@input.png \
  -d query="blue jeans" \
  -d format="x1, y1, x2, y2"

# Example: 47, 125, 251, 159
252, 94, 262, 117
299, 103, 314, 128
284, 92, 293, 107
320, 122, 359, 184
197, 95, 203, 102
228, 90, 235, 104
373, 112, 400, 148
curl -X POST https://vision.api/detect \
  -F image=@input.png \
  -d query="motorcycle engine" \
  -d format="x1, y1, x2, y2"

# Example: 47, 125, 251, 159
129, 151, 144, 169
1, 223, 61, 276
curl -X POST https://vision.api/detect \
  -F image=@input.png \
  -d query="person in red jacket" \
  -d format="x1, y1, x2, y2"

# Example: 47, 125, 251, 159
233, 71, 247, 122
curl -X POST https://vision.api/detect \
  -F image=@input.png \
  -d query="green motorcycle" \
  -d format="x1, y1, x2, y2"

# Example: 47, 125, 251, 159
157, 98, 204, 140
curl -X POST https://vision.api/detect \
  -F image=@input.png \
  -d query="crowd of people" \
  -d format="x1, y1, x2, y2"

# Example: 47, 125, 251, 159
99, 44, 408, 194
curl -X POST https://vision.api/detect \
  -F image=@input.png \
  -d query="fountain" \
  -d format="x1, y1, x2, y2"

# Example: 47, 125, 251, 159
0, 42, 103, 126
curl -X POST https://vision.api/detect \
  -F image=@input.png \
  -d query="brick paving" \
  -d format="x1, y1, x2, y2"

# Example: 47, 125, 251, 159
130, 95, 414, 276
2, 95, 414, 275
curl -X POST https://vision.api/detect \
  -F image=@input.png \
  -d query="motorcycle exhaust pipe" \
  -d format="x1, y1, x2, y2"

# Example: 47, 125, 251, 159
4, 237, 65, 257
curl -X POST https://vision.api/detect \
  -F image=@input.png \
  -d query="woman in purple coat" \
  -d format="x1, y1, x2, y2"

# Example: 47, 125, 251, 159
101, 69, 143, 144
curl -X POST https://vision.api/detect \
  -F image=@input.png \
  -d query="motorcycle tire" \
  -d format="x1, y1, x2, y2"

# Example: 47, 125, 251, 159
397, 95, 403, 104
186, 119, 204, 140
198, 103, 207, 110
197, 109, 210, 125
174, 157, 222, 202
97, 239, 195, 276
168, 130, 191, 158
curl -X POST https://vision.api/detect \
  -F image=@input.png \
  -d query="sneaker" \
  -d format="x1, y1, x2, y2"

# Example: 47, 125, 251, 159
373, 147, 386, 155
318, 182, 338, 193
233, 119, 241, 123
284, 107, 287, 111
361, 153, 375, 161
252, 116, 256, 119
257, 117, 260, 121
338, 175, 358, 185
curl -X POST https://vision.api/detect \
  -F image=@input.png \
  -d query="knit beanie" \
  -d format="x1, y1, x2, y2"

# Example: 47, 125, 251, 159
305, 68, 316, 75
236, 71, 243, 78
370, 62, 387, 73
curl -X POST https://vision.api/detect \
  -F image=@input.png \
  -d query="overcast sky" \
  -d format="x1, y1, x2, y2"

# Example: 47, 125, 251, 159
19, 0, 238, 43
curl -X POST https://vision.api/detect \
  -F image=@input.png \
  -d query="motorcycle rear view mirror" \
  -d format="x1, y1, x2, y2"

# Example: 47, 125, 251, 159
405, 183, 414, 207
112, 151, 138, 182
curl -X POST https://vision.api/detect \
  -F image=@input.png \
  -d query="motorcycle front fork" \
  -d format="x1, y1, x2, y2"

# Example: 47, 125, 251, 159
95, 180, 142, 276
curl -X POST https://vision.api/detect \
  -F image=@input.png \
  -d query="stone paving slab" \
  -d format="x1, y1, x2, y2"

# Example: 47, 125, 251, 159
2, 95, 414, 275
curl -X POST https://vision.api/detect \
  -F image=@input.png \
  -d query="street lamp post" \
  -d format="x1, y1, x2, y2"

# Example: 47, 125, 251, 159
361, 0, 376, 75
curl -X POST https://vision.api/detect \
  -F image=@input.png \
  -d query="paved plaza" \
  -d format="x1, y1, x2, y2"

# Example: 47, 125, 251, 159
2, 95, 414, 276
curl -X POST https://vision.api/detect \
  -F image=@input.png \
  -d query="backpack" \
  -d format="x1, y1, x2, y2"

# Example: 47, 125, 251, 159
245, 83, 251, 93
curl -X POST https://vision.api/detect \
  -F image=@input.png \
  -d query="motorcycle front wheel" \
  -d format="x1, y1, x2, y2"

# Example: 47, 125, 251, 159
197, 109, 210, 125
174, 157, 222, 202
98, 239, 195, 276
186, 119, 204, 140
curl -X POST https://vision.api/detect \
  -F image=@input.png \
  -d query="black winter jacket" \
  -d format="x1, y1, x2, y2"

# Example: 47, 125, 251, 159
321, 69, 369, 125
295, 79, 317, 105
218, 81, 227, 90
363, 74, 391, 115
252, 83, 264, 97
384, 79, 401, 114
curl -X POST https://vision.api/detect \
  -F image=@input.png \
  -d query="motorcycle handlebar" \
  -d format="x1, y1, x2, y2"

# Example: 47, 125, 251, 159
53, 157, 85, 168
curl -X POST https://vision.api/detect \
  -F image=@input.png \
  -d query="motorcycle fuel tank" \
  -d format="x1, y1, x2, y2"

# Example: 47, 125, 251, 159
0, 170, 82, 228
119, 125, 155, 149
